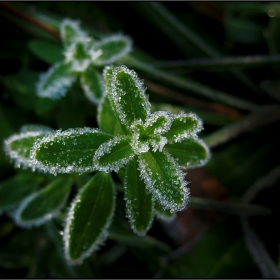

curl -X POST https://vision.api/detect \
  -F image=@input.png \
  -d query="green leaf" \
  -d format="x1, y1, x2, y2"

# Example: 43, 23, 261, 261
36, 61, 76, 100
124, 158, 154, 236
80, 64, 105, 105
65, 41, 91, 72
20, 124, 53, 134
162, 112, 203, 143
93, 135, 135, 172
4, 130, 51, 169
137, 150, 189, 212
60, 19, 88, 48
31, 128, 113, 175
105, 65, 150, 131
98, 96, 125, 136
14, 177, 71, 227
165, 138, 210, 169
0, 173, 43, 211
64, 172, 115, 265
28, 40, 64, 64
92, 34, 132, 65
154, 201, 175, 222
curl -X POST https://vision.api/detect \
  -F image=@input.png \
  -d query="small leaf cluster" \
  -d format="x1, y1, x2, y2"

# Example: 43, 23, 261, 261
36, 19, 132, 105
2, 19, 209, 265
3, 65, 209, 264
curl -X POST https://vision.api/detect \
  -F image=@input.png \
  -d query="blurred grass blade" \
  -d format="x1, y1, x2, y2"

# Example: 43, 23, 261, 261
242, 166, 280, 204
64, 172, 115, 265
136, 2, 260, 93
241, 217, 280, 278
124, 55, 259, 111
189, 197, 271, 216
154, 54, 280, 70
124, 158, 154, 236
204, 104, 280, 148
15, 177, 72, 227
0, 173, 43, 211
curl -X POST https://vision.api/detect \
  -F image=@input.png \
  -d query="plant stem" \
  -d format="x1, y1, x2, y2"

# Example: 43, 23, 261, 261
153, 55, 280, 70
189, 196, 271, 216
204, 104, 280, 148
124, 54, 259, 112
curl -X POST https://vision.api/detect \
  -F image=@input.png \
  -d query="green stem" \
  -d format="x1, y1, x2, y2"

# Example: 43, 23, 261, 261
154, 55, 280, 70
203, 104, 280, 148
124, 54, 259, 111
189, 196, 271, 216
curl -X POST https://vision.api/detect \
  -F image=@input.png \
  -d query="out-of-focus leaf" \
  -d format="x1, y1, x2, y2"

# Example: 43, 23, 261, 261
14, 177, 72, 227
0, 173, 43, 211
28, 40, 64, 63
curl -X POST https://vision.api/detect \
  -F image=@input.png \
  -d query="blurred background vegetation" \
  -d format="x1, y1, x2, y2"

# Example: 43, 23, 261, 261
1, 2, 280, 278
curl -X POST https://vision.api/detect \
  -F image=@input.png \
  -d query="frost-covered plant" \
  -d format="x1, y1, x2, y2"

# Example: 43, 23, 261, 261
3, 66, 209, 265
36, 19, 132, 104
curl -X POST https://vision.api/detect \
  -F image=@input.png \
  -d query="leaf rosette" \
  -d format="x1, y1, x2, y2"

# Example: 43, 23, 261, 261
36, 19, 132, 105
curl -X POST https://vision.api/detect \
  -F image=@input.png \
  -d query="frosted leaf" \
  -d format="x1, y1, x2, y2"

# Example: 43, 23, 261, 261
14, 177, 71, 228
165, 138, 211, 169
64, 172, 115, 265
106, 65, 151, 130
124, 158, 154, 236
98, 96, 125, 136
93, 135, 135, 173
129, 111, 171, 154
163, 111, 203, 144
36, 62, 76, 100
91, 34, 132, 65
137, 150, 190, 213
155, 201, 176, 222
20, 124, 53, 134
64, 41, 91, 72
31, 127, 113, 175
60, 18, 89, 48
80, 65, 105, 105
4, 131, 50, 170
